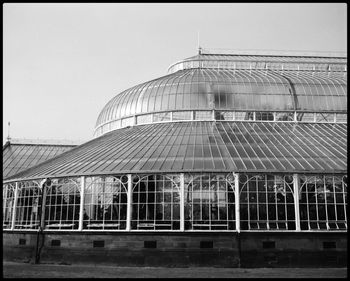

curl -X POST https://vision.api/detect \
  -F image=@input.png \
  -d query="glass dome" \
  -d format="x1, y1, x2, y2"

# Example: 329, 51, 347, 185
95, 53, 347, 137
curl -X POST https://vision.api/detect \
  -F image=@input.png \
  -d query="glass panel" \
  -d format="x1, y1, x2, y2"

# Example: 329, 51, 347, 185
3, 184, 15, 229
136, 114, 152, 125
315, 113, 334, 123
299, 175, 347, 231
14, 181, 41, 230
172, 111, 192, 121
121, 117, 134, 127
275, 112, 294, 121
184, 174, 235, 230
131, 174, 180, 230
239, 174, 295, 230
153, 112, 171, 122
84, 176, 128, 230
298, 112, 315, 122
44, 178, 81, 230
234, 111, 253, 121
215, 111, 234, 121
255, 112, 274, 121
336, 113, 347, 123
194, 111, 212, 120
110, 120, 121, 130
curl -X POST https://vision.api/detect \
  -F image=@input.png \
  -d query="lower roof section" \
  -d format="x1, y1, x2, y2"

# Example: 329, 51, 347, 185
4, 121, 347, 182
2, 140, 78, 179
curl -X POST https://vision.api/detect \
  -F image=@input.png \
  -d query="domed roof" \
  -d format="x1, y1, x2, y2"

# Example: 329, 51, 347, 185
95, 52, 347, 137
3, 51, 347, 182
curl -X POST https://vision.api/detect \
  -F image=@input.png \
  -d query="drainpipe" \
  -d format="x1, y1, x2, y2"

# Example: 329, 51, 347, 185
35, 178, 50, 264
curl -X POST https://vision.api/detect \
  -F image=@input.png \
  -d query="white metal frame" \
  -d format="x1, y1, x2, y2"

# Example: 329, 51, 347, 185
3, 173, 347, 233
299, 175, 347, 231
94, 109, 346, 138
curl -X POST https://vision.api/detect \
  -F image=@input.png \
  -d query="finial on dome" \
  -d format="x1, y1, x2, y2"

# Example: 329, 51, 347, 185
197, 31, 202, 55
7, 121, 11, 142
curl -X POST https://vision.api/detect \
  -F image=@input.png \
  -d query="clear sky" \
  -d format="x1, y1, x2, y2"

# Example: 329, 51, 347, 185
3, 3, 347, 144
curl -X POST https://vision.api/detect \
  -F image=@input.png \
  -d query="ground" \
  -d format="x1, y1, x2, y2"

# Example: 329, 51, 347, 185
2, 262, 347, 278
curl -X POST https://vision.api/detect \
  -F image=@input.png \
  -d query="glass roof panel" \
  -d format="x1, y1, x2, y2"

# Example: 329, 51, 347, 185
96, 55, 347, 135
6, 121, 347, 181
3, 142, 77, 179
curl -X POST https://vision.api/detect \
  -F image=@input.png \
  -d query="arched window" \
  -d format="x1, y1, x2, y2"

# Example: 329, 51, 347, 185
184, 173, 235, 230
239, 174, 295, 230
131, 174, 180, 230
44, 178, 81, 230
14, 181, 41, 229
300, 175, 347, 230
3, 183, 15, 229
83, 176, 128, 230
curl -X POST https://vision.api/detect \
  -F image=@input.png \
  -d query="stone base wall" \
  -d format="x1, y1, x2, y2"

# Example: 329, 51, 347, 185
3, 231, 347, 267
239, 232, 347, 267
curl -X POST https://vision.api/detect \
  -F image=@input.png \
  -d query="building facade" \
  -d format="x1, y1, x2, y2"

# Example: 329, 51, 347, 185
3, 51, 347, 267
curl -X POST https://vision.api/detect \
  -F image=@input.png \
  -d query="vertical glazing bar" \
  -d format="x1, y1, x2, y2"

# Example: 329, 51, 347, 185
274, 176, 278, 230
101, 176, 106, 228
234, 173, 240, 232
11, 182, 19, 230
256, 177, 259, 229
3, 185, 8, 220
314, 177, 320, 230
293, 174, 301, 231
40, 181, 48, 229
305, 178, 311, 230
323, 176, 329, 230
3, 186, 7, 216
78, 176, 85, 231
283, 179, 288, 229
342, 176, 347, 224
332, 177, 338, 224
180, 174, 185, 231
126, 174, 132, 231
265, 177, 269, 230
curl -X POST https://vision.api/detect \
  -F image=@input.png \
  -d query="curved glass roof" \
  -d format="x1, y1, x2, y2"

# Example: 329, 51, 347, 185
5, 121, 347, 182
168, 53, 347, 73
95, 53, 347, 137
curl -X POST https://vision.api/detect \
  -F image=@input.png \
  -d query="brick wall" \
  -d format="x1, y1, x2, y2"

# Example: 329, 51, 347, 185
3, 231, 347, 267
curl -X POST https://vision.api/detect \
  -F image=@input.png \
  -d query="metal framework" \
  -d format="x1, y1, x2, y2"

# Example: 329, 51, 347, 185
184, 174, 236, 230
2, 173, 347, 232
94, 55, 347, 137
83, 176, 128, 230
94, 109, 347, 138
44, 178, 81, 230
299, 175, 347, 230
12, 181, 41, 230
239, 174, 295, 230
2, 53, 347, 236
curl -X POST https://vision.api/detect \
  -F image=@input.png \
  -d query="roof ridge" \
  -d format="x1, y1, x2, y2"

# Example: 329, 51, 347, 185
8, 138, 84, 146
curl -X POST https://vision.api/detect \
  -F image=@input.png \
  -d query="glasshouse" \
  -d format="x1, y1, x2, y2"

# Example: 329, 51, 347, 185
3, 50, 347, 267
